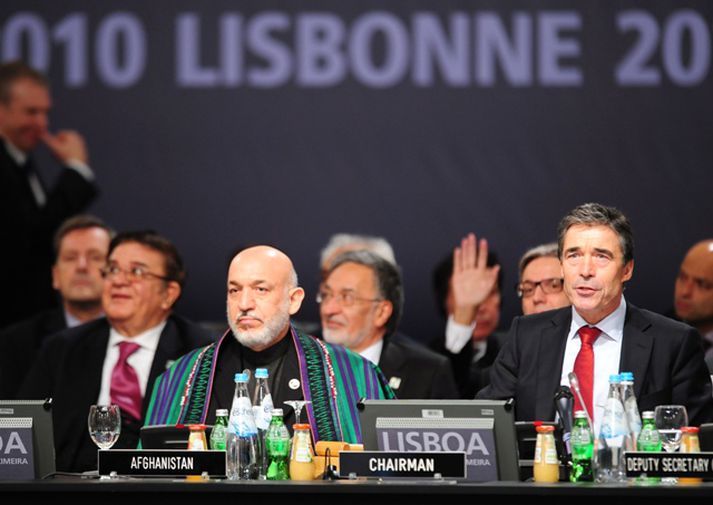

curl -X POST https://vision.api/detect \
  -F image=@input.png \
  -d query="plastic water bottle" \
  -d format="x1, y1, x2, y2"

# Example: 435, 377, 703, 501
594, 374, 630, 483
619, 371, 641, 448
252, 368, 274, 480
227, 372, 258, 480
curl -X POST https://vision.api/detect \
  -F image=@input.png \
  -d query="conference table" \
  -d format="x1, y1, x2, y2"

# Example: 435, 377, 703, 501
3, 477, 713, 503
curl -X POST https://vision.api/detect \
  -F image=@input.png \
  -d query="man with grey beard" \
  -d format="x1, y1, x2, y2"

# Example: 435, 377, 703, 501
144, 245, 394, 441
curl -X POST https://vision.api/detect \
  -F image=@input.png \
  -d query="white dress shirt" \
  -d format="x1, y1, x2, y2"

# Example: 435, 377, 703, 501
359, 339, 385, 366
560, 296, 627, 435
445, 315, 477, 354
97, 321, 166, 405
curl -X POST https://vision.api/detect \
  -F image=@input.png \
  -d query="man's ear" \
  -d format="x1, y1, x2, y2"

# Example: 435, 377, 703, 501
161, 281, 182, 310
51, 264, 60, 291
622, 260, 634, 282
375, 301, 393, 328
288, 287, 305, 315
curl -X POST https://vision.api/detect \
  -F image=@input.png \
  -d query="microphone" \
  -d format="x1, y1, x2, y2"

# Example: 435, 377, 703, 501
567, 372, 593, 427
554, 385, 574, 459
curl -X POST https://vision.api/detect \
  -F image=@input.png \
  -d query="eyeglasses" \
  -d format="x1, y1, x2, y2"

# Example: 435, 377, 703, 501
516, 278, 564, 298
316, 290, 382, 307
100, 264, 171, 283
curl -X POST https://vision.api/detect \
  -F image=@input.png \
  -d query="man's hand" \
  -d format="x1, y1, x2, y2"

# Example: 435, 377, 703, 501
451, 233, 500, 325
42, 130, 89, 165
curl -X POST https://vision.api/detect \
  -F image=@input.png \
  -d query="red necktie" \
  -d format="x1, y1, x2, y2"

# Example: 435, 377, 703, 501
572, 326, 601, 419
110, 341, 143, 421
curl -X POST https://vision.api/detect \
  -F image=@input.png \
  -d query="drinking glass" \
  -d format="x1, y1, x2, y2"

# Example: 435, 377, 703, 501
284, 400, 311, 425
654, 404, 688, 484
88, 405, 121, 450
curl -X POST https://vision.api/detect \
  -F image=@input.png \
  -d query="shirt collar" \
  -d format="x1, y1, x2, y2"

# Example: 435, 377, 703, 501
2, 137, 28, 166
359, 339, 384, 365
570, 296, 627, 342
108, 320, 166, 352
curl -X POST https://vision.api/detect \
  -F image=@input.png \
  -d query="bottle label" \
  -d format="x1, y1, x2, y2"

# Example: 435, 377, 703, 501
253, 393, 274, 430
545, 448, 558, 465
294, 445, 312, 463
229, 396, 257, 436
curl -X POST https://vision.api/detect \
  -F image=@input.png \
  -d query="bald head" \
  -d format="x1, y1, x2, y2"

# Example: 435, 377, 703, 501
227, 246, 304, 351
674, 240, 713, 334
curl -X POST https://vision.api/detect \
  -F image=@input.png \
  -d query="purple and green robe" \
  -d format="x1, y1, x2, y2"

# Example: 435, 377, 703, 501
144, 325, 394, 444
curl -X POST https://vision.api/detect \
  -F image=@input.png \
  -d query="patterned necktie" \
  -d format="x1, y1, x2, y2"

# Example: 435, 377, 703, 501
110, 341, 142, 421
573, 326, 602, 419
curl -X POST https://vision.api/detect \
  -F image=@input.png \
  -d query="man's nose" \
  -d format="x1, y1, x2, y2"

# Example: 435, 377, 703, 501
579, 256, 595, 278
532, 284, 547, 303
320, 296, 341, 316
76, 254, 89, 270
677, 276, 694, 297
237, 289, 256, 310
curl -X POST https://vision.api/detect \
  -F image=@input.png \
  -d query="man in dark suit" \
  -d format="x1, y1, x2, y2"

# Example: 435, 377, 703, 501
20, 231, 213, 472
0, 215, 113, 399
320, 250, 458, 399
430, 233, 504, 399
478, 203, 713, 430
0, 61, 97, 328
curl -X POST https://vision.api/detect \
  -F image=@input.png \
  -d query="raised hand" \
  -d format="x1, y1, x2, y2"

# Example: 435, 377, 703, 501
42, 130, 89, 164
451, 233, 500, 325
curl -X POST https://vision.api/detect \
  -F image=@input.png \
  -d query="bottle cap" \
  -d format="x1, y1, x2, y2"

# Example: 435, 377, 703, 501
271, 408, 284, 416
609, 374, 621, 383
536, 425, 555, 433
234, 372, 248, 382
573, 410, 588, 419
216, 409, 229, 417
255, 368, 269, 379
642, 411, 655, 419
682, 426, 700, 433
293, 423, 311, 431
620, 372, 634, 381
188, 424, 207, 431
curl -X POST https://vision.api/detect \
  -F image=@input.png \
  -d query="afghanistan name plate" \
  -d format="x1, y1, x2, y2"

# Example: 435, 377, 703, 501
98, 450, 226, 477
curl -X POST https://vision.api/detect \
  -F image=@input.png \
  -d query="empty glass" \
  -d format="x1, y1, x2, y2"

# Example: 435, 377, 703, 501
88, 404, 121, 450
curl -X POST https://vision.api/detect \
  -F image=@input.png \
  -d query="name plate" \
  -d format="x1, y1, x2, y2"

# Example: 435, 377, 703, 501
0, 418, 34, 480
339, 451, 465, 479
625, 451, 713, 478
98, 450, 226, 477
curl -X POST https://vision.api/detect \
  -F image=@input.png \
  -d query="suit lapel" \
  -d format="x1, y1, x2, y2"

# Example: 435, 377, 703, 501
619, 304, 654, 399
535, 310, 571, 420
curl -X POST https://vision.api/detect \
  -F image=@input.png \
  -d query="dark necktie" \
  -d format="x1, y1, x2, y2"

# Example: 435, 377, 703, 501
110, 341, 143, 421
572, 326, 602, 418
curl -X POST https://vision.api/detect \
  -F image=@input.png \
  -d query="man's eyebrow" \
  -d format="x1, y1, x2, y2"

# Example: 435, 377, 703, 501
593, 248, 614, 257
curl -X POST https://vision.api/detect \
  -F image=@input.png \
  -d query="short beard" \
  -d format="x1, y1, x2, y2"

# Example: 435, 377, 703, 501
227, 303, 291, 350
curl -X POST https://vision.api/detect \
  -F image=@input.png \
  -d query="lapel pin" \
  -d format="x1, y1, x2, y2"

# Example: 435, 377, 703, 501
288, 378, 300, 390
389, 377, 402, 390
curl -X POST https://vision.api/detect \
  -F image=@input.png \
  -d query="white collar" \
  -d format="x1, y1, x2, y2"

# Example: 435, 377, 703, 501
570, 296, 627, 342
359, 339, 385, 366
2, 137, 28, 166
108, 320, 166, 352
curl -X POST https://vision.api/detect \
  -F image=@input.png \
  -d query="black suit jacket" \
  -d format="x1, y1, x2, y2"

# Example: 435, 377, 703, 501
0, 308, 67, 399
378, 332, 459, 400
430, 331, 503, 399
477, 304, 713, 426
19, 314, 214, 472
0, 140, 97, 328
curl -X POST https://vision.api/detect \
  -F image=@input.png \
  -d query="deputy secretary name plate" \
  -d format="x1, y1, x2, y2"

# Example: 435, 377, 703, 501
98, 450, 226, 477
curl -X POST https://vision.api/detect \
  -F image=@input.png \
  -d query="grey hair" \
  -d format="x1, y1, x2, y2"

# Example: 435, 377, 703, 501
320, 233, 396, 268
557, 203, 634, 264
327, 250, 403, 338
518, 242, 559, 279
288, 268, 299, 289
